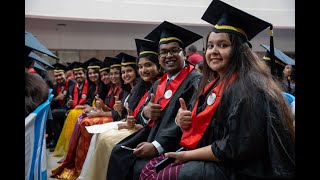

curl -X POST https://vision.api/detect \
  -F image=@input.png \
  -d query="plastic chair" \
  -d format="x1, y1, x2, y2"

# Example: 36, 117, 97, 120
282, 92, 295, 105
25, 89, 53, 180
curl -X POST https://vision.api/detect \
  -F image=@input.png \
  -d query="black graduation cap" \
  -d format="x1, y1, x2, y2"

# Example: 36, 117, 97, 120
116, 52, 137, 66
201, 0, 276, 75
135, 38, 159, 64
31, 61, 47, 72
100, 57, 116, 72
110, 54, 122, 68
201, 0, 271, 42
67, 61, 83, 71
25, 31, 59, 60
52, 63, 67, 72
82, 58, 102, 69
260, 44, 295, 66
27, 52, 54, 69
144, 21, 203, 49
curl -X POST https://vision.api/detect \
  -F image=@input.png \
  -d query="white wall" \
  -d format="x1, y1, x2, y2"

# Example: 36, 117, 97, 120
25, 18, 295, 52
25, 0, 295, 53
26, 0, 295, 28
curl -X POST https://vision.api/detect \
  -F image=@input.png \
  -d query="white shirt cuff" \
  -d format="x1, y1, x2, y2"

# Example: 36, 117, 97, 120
152, 141, 165, 155
141, 109, 151, 124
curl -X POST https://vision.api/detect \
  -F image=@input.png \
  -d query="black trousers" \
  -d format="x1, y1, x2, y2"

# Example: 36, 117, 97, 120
51, 108, 67, 142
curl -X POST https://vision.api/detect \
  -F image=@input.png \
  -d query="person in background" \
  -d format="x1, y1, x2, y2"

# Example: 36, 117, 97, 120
261, 48, 295, 96
65, 62, 75, 80
51, 63, 74, 109
195, 61, 204, 74
25, 70, 49, 117
107, 21, 202, 180
282, 64, 295, 96
47, 63, 76, 150
140, 0, 295, 179
186, 44, 203, 65
52, 61, 88, 157
27, 59, 55, 89
24, 32, 59, 152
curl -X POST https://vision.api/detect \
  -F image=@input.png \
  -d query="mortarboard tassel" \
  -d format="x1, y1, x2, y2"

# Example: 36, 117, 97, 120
269, 25, 275, 76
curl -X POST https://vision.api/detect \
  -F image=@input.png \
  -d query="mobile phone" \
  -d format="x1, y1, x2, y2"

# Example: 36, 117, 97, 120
121, 145, 136, 151
155, 147, 184, 173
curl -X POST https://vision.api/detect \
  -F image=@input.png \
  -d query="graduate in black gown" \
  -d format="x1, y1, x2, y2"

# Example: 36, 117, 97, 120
48, 63, 75, 149
106, 21, 203, 180
140, 0, 295, 179
261, 50, 296, 96
113, 52, 139, 121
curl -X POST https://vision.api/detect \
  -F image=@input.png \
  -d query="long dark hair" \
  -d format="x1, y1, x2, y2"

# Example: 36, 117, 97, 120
98, 68, 111, 101
86, 67, 101, 86
199, 31, 295, 140
86, 67, 101, 105
127, 59, 163, 111
121, 64, 139, 93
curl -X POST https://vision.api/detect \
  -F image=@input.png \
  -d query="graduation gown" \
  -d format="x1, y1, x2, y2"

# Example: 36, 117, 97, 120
85, 82, 101, 106
177, 84, 295, 179
49, 79, 76, 143
51, 79, 76, 110
107, 67, 201, 180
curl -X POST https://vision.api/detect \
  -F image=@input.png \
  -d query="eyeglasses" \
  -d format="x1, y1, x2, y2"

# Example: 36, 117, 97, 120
159, 47, 183, 58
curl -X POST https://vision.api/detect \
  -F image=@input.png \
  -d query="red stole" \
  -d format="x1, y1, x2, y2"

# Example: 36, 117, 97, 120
28, 68, 37, 73
148, 64, 194, 127
107, 85, 121, 108
132, 91, 148, 118
72, 80, 89, 108
57, 79, 70, 106
180, 74, 237, 149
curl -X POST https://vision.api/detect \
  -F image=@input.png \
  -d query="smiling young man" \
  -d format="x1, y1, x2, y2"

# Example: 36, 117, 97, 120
106, 21, 203, 180
47, 63, 75, 150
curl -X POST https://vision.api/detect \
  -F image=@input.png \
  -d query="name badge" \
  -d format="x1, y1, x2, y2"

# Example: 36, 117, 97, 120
207, 93, 216, 106
82, 94, 87, 99
164, 90, 173, 99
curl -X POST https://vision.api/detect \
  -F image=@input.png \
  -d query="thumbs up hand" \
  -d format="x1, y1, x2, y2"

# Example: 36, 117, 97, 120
67, 95, 74, 108
113, 96, 123, 115
95, 96, 111, 112
176, 98, 192, 131
125, 108, 136, 129
55, 92, 65, 101
95, 96, 104, 109
142, 93, 162, 120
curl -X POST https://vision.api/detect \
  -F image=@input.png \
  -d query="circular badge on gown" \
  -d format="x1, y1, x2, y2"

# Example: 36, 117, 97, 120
164, 90, 173, 99
207, 93, 216, 106
82, 94, 87, 99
